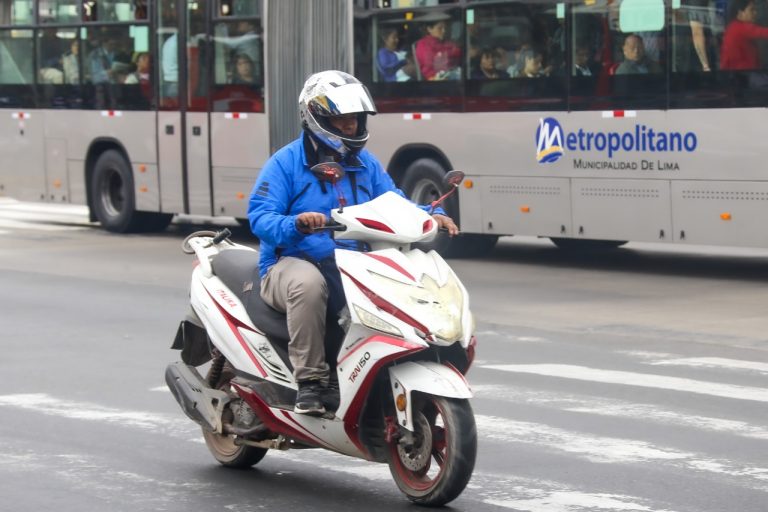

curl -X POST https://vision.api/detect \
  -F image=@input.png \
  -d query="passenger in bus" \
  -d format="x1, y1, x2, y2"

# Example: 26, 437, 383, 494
230, 53, 256, 85
227, 20, 262, 84
124, 52, 150, 85
510, 48, 546, 78
247, 71, 459, 416
573, 44, 599, 76
414, 13, 462, 80
62, 40, 79, 84
161, 32, 178, 96
471, 47, 509, 79
720, 0, 768, 70
615, 34, 661, 74
376, 27, 408, 82
88, 36, 118, 84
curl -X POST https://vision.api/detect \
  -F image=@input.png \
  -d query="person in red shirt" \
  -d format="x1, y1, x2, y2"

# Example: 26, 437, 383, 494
720, 0, 768, 70
414, 14, 462, 80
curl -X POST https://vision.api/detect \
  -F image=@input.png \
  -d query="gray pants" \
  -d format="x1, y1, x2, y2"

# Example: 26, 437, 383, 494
260, 257, 330, 383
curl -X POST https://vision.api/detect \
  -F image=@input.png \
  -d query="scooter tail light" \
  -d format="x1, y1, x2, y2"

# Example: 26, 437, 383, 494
356, 217, 395, 233
422, 219, 433, 233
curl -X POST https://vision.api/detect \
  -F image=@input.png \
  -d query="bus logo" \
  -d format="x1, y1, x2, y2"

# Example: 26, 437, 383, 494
536, 117, 564, 164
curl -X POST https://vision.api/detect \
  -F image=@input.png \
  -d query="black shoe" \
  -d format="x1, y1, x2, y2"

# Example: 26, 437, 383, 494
295, 381, 326, 416
321, 375, 340, 412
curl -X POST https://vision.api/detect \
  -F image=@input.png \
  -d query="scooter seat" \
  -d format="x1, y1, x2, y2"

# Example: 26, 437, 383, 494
210, 249, 291, 350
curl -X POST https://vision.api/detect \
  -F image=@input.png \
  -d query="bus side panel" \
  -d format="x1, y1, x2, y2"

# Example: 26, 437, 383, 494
158, 111, 184, 215
571, 179, 672, 243
46, 111, 160, 211
476, 177, 572, 238
44, 137, 68, 202
210, 113, 269, 219
672, 181, 768, 248
0, 110, 46, 202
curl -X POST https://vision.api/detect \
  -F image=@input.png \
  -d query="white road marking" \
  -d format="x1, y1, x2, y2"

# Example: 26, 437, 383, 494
0, 218, 86, 231
481, 364, 768, 402
476, 330, 547, 343
1, 392, 763, 509
476, 414, 768, 489
648, 357, 768, 374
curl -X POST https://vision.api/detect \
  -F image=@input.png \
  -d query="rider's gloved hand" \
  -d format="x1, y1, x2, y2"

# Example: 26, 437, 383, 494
296, 212, 327, 234
432, 214, 459, 237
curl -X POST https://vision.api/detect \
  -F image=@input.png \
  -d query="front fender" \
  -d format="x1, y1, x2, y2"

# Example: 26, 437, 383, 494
388, 361, 472, 431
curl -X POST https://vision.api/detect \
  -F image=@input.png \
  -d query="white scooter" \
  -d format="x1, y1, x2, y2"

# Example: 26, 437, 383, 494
166, 165, 477, 506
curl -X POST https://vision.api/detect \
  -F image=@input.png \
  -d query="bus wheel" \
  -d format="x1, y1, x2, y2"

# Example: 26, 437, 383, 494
401, 159, 497, 258
549, 238, 628, 250
91, 149, 141, 233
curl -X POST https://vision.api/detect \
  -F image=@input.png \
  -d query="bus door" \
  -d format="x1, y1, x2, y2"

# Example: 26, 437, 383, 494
156, 0, 211, 216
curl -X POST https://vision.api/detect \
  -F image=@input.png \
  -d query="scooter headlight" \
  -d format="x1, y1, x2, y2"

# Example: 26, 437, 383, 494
367, 271, 464, 344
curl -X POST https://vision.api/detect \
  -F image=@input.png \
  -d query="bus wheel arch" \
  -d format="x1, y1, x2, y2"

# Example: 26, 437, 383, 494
86, 140, 171, 233
392, 148, 498, 258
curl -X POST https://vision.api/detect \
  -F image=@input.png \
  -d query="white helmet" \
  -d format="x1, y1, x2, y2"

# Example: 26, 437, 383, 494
298, 70, 377, 157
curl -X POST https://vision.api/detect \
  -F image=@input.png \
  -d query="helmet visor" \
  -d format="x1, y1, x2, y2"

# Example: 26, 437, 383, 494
309, 82, 377, 117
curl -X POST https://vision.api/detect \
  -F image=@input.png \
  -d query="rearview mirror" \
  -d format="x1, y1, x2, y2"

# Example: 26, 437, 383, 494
444, 170, 465, 188
310, 162, 345, 184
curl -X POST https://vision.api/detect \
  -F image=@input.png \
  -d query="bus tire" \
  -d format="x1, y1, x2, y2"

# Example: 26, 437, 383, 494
401, 159, 497, 258
91, 149, 141, 233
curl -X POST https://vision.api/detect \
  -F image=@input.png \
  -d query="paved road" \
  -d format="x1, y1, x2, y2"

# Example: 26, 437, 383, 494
0, 199, 766, 512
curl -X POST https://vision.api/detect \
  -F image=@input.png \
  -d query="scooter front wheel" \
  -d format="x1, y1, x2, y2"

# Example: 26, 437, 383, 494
387, 396, 477, 506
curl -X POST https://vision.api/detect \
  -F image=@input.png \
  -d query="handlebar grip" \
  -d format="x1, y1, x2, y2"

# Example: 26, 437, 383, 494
212, 228, 232, 244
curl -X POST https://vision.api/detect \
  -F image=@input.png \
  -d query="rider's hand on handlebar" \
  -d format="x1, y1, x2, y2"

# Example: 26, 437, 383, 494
433, 214, 460, 237
296, 212, 327, 234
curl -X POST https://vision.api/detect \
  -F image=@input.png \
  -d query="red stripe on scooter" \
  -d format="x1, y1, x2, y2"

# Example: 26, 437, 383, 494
232, 383, 319, 446
206, 289, 267, 377
364, 253, 415, 281
278, 410, 336, 449
337, 335, 424, 366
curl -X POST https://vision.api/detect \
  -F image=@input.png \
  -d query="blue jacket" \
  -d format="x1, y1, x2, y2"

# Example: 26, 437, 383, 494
248, 135, 442, 278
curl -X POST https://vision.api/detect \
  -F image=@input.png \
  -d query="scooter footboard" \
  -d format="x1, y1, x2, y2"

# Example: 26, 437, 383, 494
388, 361, 472, 431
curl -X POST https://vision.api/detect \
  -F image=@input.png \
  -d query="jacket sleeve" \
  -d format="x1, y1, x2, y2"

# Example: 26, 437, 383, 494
247, 158, 305, 248
368, 156, 446, 216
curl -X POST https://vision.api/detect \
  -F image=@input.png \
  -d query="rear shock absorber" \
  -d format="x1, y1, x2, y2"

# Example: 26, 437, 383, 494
208, 354, 225, 387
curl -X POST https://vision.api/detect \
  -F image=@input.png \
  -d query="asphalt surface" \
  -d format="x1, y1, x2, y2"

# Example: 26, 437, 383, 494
0, 199, 766, 512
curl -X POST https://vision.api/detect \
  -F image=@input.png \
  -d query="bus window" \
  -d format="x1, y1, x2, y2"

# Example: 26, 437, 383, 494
464, 1, 566, 112
80, 1, 148, 22
358, 7, 463, 113
1, 0, 34, 25
0, 28, 34, 107
218, 0, 261, 17
570, 0, 666, 110
211, 18, 264, 112
38, 0, 79, 24
37, 28, 81, 108
82, 25, 152, 110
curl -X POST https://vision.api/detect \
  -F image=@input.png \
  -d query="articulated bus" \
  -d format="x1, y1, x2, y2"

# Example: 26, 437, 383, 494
1, 0, 767, 257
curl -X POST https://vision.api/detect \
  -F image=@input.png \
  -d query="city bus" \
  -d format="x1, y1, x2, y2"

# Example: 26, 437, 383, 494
1, 0, 767, 257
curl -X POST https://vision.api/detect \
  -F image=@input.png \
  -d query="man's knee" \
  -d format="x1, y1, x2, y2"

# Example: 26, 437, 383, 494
286, 262, 328, 303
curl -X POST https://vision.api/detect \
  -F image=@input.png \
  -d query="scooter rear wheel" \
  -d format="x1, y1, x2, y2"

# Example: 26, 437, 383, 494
202, 366, 268, 469
387, 396, 477, 506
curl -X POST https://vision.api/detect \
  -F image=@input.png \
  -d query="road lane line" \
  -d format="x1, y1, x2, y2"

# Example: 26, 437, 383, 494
476, 414, 768, 489
472, 384, 768, 441
480, 364, 768, 402
648, 357, 768, 374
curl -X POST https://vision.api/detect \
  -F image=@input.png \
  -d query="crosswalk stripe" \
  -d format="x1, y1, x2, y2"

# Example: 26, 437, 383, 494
481, 364, 768, 402
648, 357, 768, 374
472, 384, 768, 441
